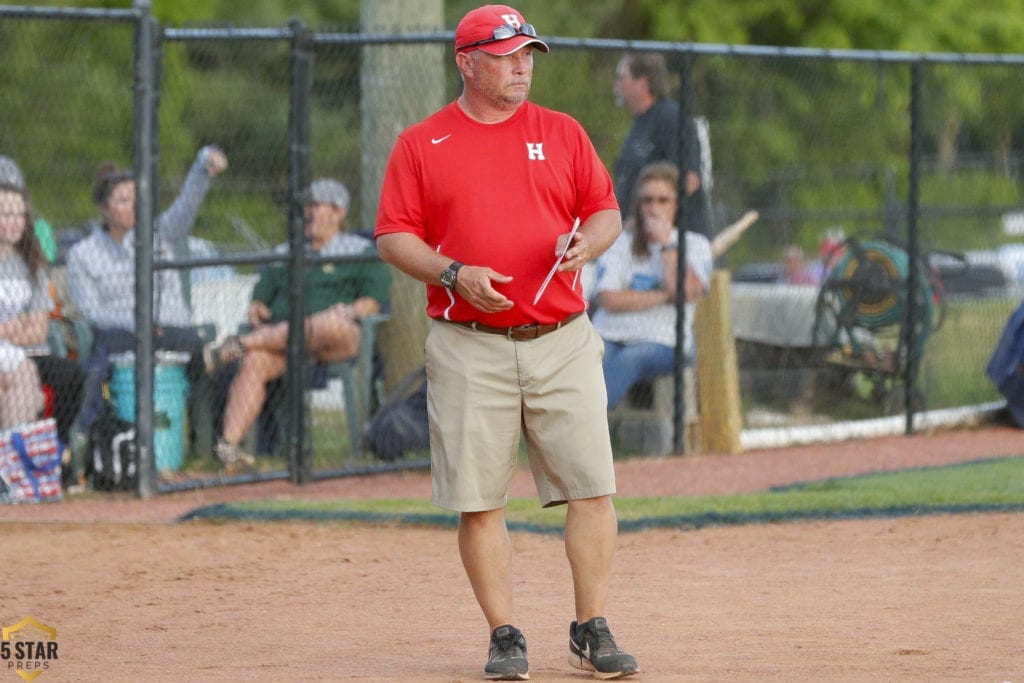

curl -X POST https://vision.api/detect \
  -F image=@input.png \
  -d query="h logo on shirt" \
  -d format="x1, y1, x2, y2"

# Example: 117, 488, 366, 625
526, 142, 545, 161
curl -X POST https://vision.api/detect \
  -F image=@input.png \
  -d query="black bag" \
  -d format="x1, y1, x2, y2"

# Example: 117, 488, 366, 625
362, 366, 429, 461
87, 406, 138, 491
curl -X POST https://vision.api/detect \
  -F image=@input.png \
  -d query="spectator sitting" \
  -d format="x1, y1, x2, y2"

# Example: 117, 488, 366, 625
592, 161, 712, 409
67, 146, 228, 436
0, 155, 85, 453
780, 244, 820, 285
817, 232, 847, 281
0, 156, 57, 263
0, 169, 48, 430
203, 178, 391, 470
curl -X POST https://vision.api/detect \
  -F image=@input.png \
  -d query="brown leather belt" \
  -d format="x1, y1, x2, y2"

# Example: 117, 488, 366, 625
448, 311, 584, 341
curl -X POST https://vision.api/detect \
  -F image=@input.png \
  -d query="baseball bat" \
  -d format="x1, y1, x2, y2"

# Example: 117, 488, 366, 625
711, 210, 759, 258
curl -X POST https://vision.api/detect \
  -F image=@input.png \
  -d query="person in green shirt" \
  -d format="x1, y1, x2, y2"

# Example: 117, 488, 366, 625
33, 217, 56, 264
205, 178, 390, 469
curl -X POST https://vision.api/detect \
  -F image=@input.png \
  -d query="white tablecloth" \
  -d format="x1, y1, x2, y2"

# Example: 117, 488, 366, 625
730, 282, 820, 348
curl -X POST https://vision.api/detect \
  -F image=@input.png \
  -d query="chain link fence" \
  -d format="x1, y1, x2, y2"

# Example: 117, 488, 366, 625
1, 5, 1022, 496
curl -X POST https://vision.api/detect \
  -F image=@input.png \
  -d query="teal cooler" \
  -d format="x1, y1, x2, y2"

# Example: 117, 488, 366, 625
109, 352, 190, 471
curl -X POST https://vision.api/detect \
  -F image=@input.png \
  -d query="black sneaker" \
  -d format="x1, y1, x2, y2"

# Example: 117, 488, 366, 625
568, 617, 638, 679
484, 624, 529, 680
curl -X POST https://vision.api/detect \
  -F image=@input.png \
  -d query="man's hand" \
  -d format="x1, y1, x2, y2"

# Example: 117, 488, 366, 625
685, 169, 700, 197
343, 297, 381, 321
328, 302, 358, 323
247, 301, 271, 328
556, 210, 621, 272
455, 266, 514, 313
556, 230, 591, 272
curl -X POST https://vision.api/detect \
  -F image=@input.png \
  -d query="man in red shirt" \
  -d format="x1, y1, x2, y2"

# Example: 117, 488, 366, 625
375, 4, 638, 680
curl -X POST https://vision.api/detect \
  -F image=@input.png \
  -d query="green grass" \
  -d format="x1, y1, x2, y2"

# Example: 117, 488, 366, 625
920, 296, 1017, 408
183, 455, 1024, 532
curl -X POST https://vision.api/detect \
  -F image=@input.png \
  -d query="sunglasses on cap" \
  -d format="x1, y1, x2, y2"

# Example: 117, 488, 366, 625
456, 22, 538, 51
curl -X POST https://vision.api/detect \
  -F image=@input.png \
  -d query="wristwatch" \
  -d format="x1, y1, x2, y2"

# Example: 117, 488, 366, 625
440, 261, 463, 290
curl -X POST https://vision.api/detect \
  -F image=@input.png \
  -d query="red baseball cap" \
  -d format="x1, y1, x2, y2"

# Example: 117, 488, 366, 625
454, 4, 549, 56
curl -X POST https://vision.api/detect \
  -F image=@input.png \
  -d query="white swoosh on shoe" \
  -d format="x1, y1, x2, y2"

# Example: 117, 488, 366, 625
431, 134, 452, 144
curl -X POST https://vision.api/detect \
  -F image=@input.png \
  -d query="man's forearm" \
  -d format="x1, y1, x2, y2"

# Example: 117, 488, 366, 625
579, 209, 622, 262
376, 232, 452, 285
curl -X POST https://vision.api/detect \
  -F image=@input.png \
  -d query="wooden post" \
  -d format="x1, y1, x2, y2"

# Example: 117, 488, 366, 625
361, 0, 444, 390
694, 270, 744, 453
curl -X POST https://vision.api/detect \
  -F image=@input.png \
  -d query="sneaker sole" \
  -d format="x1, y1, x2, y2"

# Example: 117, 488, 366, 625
568, 653, 638, 680
484, 671, 529, 681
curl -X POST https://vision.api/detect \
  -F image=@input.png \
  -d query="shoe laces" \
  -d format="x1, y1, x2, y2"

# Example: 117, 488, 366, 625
493, 628, 526, 658
582, 620, 620, 657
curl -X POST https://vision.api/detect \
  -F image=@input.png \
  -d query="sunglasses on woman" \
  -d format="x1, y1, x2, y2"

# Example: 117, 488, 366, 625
640, 195, 674, 205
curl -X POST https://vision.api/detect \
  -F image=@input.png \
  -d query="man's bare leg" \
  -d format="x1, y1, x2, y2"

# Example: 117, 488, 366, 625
221, 349, 286, 445
304, 305, 361, 362
563, 495, 638, 677
564, 495, 617, 621
239, 305, 361, 364
459, 508, 515, 630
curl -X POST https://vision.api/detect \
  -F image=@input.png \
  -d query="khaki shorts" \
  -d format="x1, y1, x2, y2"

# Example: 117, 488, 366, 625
424, 314, 615, 511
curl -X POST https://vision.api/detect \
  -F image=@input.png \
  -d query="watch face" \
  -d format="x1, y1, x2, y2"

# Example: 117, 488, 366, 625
441, 261, 462, 289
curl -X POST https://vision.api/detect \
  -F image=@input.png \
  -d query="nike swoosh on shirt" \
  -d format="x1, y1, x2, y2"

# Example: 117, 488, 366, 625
431, 134, 452, 144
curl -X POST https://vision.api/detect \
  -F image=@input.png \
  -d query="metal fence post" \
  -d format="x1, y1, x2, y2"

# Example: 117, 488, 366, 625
286, 17, 313, 484
903, 60, 923, 434
673, 47, 696, 454
132, 0, 157, 498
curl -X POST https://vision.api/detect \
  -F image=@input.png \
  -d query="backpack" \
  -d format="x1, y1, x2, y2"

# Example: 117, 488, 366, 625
362, 366, 429, 461
87, 406, 138, 491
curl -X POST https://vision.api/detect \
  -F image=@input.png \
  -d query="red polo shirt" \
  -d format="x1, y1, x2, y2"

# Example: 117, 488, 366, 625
375, 100, 618, 326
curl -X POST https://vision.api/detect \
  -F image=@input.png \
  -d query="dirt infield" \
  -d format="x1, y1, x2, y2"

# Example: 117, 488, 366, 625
2, 423, 1023, 681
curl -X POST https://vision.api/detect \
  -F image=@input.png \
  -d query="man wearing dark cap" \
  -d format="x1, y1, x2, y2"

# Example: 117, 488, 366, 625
206, 177, 390, 469
375, 5, 638, 680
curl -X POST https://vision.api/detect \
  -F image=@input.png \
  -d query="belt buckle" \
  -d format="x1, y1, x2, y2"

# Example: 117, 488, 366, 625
508, 323, 538, 340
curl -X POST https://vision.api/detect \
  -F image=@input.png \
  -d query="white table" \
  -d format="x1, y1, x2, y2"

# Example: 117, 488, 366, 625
730, 282, 821, 348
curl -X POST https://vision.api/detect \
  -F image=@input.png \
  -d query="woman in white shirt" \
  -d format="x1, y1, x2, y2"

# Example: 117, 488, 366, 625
0, 181, 46, 428
592, 161, 712, 409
